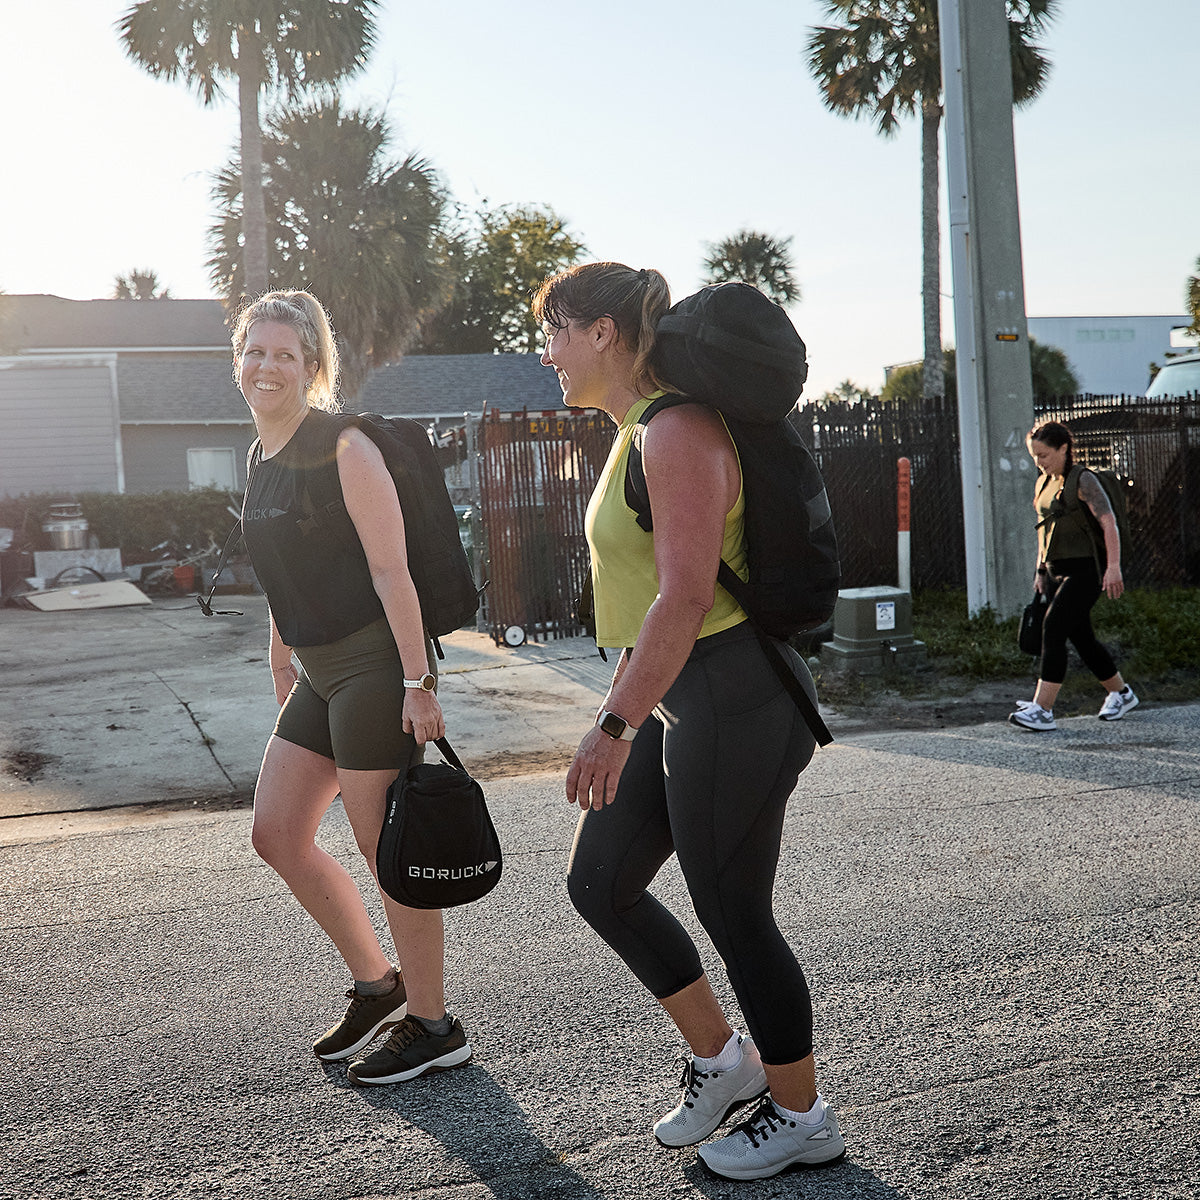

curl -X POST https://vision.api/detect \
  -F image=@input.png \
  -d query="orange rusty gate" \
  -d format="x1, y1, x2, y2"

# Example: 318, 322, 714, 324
477, 408, 614, 645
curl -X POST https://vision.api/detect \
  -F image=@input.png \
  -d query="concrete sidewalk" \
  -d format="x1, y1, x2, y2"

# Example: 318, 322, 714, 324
0, 595, 615, 831
1, 597, 1198, 1198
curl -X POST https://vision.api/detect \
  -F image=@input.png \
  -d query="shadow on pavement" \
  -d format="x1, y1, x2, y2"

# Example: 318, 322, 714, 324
340, 1061, 605, 1199
685, 1153, 904, 1198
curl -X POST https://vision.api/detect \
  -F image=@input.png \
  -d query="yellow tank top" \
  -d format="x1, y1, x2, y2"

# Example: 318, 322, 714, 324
585, 395, 748, 648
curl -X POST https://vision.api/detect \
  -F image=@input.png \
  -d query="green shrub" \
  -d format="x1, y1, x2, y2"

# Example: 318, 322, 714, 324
913, 586, 1200, 696
0, 488, 241, 562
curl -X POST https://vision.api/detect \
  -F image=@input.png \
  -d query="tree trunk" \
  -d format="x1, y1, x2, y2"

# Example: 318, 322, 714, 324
238, 43, 268, 299
920, 95, 944, 399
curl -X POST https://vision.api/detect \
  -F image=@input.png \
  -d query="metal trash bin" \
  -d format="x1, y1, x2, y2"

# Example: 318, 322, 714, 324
42, 503, 89, 551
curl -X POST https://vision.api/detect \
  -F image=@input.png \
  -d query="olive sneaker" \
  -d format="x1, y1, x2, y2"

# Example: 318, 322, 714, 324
698, 1096, 846, 1180
653, 1035, 768, 1148
1099, 687, 1138, 720
313, 976, 407, 1062
347, 1014, 472, 1085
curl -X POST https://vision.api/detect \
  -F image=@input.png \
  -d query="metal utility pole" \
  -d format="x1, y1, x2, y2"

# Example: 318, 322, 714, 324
939, 0, 1037, 618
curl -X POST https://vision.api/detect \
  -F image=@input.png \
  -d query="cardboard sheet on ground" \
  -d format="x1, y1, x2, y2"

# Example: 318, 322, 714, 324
21, 580, 151, 611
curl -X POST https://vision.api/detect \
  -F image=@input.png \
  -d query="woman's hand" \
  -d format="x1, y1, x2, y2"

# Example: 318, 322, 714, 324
566, 726, 631, 811
403, 689, 445, 745
271, 662, 298, 706
1034, 572, 1046, 595
1102, 563, 1124, 600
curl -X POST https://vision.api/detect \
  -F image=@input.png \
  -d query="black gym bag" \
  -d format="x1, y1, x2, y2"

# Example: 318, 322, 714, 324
376, 738, 502, 909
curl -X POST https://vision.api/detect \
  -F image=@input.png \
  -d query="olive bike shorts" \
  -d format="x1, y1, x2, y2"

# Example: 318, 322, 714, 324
273, 618, 434, 771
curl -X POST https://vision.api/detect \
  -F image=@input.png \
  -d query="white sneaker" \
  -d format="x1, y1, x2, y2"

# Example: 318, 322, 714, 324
1099, 688, 1139, 720
1008, 704, 1056, 731
653, 1034, 767, 1148
698, 1096, 846, 1180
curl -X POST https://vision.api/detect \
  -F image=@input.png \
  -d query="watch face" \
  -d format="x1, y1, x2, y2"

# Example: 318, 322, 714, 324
503, 625, 526, 647
599, 712, 626, 739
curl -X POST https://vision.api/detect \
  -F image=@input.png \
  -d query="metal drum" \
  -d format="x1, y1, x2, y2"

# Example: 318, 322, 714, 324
42, 503, 89, 551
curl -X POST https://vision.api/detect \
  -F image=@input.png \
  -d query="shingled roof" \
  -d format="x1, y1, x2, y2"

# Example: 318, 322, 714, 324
9, 295, 230, 350
115, 351, 565, 423
10, 295, 567, 424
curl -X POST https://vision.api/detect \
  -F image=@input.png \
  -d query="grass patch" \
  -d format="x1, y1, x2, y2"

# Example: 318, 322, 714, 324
911, 586, 1200, 709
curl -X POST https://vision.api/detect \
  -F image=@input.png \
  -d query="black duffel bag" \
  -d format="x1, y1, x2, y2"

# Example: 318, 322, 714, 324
1018, 590, 1047, 655
377, 738, 502, 909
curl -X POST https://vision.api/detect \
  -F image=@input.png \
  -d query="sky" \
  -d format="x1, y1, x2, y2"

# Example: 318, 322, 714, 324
0, 0, 1194, 398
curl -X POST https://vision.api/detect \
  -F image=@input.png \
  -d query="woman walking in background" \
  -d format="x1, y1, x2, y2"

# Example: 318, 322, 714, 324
1009, 420, 1137, 731
536, 262, 844, 1181
234, 289, 471, 1084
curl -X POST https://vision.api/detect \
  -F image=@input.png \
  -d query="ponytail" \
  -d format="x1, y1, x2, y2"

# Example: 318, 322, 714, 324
532, 262, 679, 396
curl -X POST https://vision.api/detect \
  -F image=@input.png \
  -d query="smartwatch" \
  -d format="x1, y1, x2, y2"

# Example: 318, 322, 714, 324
403, 673, 437, 691
597, 710, 638, 742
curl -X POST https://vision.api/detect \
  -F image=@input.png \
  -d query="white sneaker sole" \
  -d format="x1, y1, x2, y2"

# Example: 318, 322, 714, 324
314, 1000, 408, 1062
699, 1135, 847, 1180
348, 1042, 472, 1086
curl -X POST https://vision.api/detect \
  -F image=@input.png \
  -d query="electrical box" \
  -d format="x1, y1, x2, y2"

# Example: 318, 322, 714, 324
819, 586, 926, 673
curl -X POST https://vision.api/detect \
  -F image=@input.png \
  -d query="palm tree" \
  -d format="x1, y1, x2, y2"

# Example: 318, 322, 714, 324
807, 1, 1058, 397
117, 0, 379, 298
208, 98, 448, 400
112, 269, 171, 300
1186, 256, 1200, 339
702, 230, 800, 305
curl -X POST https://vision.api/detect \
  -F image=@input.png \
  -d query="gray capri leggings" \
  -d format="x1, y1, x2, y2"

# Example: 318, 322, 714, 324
566, 621, 818, 1066
274, 618, 433, 771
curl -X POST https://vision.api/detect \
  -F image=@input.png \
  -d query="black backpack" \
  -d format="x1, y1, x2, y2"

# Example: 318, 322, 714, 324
621, 284, 841, 745
646, 284, 840, 638
201, 413, 480, 653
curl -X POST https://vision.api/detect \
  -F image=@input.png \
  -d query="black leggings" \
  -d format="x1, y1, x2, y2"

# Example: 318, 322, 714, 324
566, 623, 818, 1066
1040, 557, 1117, 685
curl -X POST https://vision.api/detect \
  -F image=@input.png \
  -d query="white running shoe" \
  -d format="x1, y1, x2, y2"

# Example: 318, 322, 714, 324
1008, 704, 1056, 731
1099, 688, 1139, 720
653, 1034, 767, 1148
698, 1096, 846, 1180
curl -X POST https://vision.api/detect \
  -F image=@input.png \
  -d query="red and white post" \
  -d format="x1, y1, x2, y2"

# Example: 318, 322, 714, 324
897, 457, 912, 593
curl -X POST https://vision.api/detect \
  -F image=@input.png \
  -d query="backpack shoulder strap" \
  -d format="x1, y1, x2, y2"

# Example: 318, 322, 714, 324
298, 412, 358, 522
624, 394, 697, 531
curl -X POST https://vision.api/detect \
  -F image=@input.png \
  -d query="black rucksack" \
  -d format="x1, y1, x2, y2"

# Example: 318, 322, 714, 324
623, 284, 841, 745
300, 413, 480, 644
644, 283, 841, 638
200, 413, 479, 652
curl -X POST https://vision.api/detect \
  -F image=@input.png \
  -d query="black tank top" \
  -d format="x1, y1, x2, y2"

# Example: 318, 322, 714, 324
242, 408, 385, 647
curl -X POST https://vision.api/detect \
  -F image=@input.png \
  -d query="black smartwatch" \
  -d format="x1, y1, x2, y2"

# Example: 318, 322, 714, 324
597, 709, 638, 742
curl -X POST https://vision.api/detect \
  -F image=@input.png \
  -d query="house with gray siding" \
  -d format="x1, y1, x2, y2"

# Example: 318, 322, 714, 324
0, 295, 564, 498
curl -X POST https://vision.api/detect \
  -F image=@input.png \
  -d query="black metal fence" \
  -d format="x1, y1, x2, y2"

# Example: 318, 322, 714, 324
476, 395, 1200, 643
478, 409, 612, 644
798, 392, 1200, 592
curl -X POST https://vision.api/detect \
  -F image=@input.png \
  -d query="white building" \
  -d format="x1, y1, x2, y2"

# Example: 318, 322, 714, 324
1027, 314, 1196, 396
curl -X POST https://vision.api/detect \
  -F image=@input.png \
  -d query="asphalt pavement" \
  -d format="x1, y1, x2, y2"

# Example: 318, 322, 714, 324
1, 596, 1197, 1199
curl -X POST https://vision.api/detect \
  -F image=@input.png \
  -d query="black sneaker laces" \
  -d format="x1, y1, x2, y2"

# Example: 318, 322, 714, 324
733, 1097, 789, 1146
675, 1057, 708, 1109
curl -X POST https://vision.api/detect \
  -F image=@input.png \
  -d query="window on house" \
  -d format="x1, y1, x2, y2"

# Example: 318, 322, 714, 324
187, 448, 236, 491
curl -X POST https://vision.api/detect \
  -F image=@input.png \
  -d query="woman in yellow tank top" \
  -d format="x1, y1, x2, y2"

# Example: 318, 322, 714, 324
534, 262, 844, 1180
